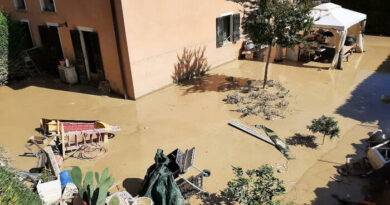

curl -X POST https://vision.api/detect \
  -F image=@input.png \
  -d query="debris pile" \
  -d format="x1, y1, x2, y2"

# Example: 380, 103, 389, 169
223, 79, 290, 120
338, 129, 390, 177
0, 118, 121, 204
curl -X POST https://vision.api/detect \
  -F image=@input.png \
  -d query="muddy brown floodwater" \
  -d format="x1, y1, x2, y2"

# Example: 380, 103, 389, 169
0, 35, 389, 204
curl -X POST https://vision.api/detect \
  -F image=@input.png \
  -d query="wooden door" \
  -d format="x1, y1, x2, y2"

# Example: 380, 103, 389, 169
38, 25, 63, 74
82, 31, 105, 81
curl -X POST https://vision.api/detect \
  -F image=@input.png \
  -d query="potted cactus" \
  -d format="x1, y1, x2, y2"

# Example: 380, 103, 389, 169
70, 166, 115, 205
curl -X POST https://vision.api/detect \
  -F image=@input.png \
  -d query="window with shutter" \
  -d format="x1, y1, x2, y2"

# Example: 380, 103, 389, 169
216, 13, 240, 47
40, 0, 56, 12
13, 0, 26, 10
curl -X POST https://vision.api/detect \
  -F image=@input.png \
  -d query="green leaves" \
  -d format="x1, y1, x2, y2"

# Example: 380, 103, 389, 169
70, 166, 115, 205
221, 165, 286, 205
0, 10, 9, 86
229, 0, 314, 47
0, 9, 33, 85
0, 167, 42, 205
307, 115, 340, 144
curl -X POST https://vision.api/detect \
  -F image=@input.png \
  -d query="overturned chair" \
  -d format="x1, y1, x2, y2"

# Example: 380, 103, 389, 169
167, 147, 211, 199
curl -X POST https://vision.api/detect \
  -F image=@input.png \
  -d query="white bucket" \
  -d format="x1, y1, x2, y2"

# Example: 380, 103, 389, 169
132, 197, 154, 205
36, 178, 62, 205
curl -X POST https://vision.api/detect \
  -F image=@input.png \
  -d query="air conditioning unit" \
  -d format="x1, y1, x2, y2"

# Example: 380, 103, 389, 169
58, 66, 78, 85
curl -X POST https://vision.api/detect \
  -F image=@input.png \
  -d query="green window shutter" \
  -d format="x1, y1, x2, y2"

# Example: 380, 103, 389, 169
233, 13, 240, 42
216, 17, 224, 47
70, 30, 88, 84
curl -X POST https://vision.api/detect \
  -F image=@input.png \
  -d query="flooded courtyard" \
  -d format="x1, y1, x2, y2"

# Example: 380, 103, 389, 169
0, 35, 389, 204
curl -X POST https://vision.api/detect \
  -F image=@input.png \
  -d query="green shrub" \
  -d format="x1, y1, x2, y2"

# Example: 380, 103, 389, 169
221, 165, 286, 205
0, 9, 31, 86
0, 167, 42, 205
172, 46, 210, 84
0, 10, 8, 86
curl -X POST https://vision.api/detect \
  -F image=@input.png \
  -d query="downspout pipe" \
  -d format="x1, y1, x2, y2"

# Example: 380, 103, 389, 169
110, 0, 129, 99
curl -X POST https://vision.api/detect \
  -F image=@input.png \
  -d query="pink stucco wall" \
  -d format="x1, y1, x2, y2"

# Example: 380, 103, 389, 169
1, 0, 244, 99
121, 0, 243, 98
1, 0, 133, 97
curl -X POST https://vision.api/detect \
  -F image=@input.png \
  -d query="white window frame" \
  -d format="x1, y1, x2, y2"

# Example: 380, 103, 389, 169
13, 0, 27, 11
220, 12, 234, 46
77, 26, 95, 80
20, 19, 34, 46
40, 0, 56, 12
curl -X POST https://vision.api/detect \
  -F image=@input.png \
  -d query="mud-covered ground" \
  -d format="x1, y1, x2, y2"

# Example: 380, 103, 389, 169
0, 35, 389, 204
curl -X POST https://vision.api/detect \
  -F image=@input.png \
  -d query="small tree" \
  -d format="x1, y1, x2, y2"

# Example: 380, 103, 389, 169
221, 165, 286, 205
307, 115, 340, 144
229, 0, 314, 88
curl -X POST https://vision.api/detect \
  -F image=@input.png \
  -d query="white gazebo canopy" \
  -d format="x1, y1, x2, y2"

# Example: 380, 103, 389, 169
310, 3, 367, 31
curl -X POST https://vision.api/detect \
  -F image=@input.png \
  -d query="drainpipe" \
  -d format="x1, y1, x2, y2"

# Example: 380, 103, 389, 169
110, 0, 129, 99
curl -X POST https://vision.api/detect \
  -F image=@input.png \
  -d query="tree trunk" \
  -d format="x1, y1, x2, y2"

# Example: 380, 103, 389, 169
263, 44, 273, 89
322, 134, 326, 145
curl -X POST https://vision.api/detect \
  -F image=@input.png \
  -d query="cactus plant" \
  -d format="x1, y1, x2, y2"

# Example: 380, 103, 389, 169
70, 166, 115, 205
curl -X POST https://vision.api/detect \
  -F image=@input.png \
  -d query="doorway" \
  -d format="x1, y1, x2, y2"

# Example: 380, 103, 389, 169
38, 25, 63, 74
20, 21, 33, 49
70, 29, 105, 84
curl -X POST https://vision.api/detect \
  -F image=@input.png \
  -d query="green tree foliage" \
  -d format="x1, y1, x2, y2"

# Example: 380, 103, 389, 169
0, 167, 42, 205
0, 10, 8, 86
307, 115, 340, 144
221, 165, 286, 205
228, 0, 314, 88
0, 9, 31, 86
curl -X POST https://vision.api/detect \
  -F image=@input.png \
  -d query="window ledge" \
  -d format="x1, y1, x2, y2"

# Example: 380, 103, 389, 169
41, 10, 56, 14
222, 41, 233, 47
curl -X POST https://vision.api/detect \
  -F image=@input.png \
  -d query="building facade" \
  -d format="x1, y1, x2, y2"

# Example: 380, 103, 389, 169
1, 0, 243, 99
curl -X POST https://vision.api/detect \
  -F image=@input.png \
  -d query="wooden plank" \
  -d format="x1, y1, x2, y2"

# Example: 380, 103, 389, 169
64, 126, 120, 136
61, 124, 65, 157
44, 146, 61, 177
229, 121, 275, 145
